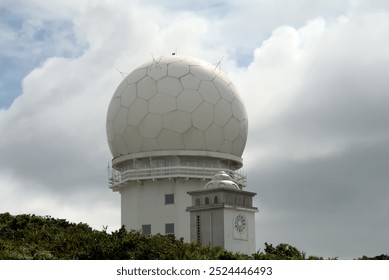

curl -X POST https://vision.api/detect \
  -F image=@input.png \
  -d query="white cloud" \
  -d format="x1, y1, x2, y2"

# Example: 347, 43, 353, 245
0, 0, 84, 21
0, 170, 120, 230
237, 10, 389, 166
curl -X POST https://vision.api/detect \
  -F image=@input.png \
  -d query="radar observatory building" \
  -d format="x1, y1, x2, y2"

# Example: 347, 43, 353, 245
106, 55, 255, 251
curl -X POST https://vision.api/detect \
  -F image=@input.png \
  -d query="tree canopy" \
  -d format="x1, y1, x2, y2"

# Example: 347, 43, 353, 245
0, 213, 386, 260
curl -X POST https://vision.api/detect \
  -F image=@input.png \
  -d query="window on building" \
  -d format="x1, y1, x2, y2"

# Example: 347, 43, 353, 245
236, 196, 243, 205
165, 223, 174, 234
165, 194, 174, 205
196, 215, 201, 243
142, 224, 151, 235
195, 198, 201, 206
205, 197, 210, 205
214, 196, 219, 204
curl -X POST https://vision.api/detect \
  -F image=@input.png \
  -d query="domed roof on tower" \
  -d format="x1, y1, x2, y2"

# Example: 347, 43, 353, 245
204, 171, 240, 190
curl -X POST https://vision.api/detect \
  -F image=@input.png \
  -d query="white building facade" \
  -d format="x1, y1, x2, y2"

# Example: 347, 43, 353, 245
187, 171, 258, 255
106, 55, 252, 243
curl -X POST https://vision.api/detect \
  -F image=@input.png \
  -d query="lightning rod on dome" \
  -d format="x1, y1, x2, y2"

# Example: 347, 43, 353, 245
114, 66, 128, 79
213, 56, 224, 71
150, 53, 162, 69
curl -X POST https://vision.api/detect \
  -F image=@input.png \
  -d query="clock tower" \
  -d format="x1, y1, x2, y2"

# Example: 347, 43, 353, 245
186, 171, 258, 255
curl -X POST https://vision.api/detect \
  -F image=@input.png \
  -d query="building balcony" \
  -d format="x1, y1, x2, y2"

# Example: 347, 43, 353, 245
108, 165, 246, 189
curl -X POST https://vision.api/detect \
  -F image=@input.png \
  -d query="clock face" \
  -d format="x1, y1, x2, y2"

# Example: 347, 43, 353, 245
234, 214, 247, 234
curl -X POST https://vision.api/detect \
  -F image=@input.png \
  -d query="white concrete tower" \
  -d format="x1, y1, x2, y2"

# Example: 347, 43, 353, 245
106, 55, 248, 241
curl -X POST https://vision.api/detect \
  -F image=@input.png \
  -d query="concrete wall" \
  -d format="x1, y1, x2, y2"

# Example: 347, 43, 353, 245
223, 208, 256, 255
120, 178, 208, 241
189, 209, 225, 248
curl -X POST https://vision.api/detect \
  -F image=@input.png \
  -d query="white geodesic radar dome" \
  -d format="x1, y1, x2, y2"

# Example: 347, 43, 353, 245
106, 55, 248, 164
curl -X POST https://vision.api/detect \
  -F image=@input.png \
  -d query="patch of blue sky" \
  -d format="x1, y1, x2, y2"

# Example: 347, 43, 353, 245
0, 55, 22, 109
235, 53, 254, 68
143, 0, 233, 17
0, 16, 86, 109
0, 7, 23, 29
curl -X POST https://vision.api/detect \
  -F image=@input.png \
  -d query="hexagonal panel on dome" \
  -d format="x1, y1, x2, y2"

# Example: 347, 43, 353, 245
139, 114, 163, 138
159, 56, 185, 64
213, 76, 234, 102
215, 69, 232, 86
168, 61, 190, 78
182, 127, 206, 150
190, 65, 216, 80
113, 107, 128, 135
199, 81, 220, 105
107, 97, 121, 121
120, 84, 137, 108
148, 94, 176, 114
215, 99, 232, 126
219, 139, 233, 154
231, 99, 246, 121
232, 136, 245, 156
137, 76, 157, 100
141, 137, 160, 152
115, 79, 129, 97
157, 129, 184, 150
204, 123, 224, 151
162, 110, 192, 133
224, 117, 240, 141
240, 120, 248, 139
192, 102, 214, 131
180, 73, 200, 90
157, 76, 183, 97
123, 126, 142, 152
128, 98, 147, 126
177, 89, 202, 113
147, 63, 168, 80
106, 120, 114, 141
112, 135, 129, 156
229, 83, 244, 103
126, 68, 147, 84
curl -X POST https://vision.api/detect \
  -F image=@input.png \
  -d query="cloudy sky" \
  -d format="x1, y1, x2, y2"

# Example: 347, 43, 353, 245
1, 0, 389, 259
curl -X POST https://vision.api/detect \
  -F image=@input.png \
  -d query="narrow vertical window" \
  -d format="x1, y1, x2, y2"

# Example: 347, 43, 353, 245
196, 215, 201, 243
214, 196, 219, 204
205, 197, 210, 205
195, 198, 201, 206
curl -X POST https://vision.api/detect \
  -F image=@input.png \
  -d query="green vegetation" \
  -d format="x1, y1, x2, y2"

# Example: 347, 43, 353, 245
0, 213, 386, 260
358, 254, 389, 260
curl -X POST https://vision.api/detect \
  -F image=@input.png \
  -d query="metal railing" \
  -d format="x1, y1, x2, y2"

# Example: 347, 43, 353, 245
108, 165, 246, 188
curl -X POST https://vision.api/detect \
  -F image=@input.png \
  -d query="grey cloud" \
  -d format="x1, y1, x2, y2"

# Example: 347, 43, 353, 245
243, 11, 389, 258
251, 140, 389, 258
